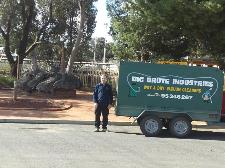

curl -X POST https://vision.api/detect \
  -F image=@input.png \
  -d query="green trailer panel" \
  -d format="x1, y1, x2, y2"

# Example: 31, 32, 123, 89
116, 61, 224, 122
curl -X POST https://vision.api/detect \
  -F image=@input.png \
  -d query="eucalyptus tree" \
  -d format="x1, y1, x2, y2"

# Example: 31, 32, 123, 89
0, 0, 97, 76
94, 38, 114, 62
52, 0, 96, 62
107, 0, 225, 65
66, 0, 97, 74
33, 0, 97, 73
0, 0, 53, 76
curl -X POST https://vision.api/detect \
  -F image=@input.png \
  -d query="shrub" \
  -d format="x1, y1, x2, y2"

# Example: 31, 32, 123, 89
0, 75, 15, 88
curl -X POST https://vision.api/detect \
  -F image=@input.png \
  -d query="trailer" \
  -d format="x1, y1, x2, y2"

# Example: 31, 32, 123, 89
116, 61, 225, 137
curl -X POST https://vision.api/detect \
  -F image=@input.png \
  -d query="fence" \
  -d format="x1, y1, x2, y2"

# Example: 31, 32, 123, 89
76, 71, 118, 90
0, 61, 119, 90
0, 62, 33, 75
73, 63, 119, 90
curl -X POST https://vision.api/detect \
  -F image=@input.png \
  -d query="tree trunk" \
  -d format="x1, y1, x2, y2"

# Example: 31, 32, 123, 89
5, 35, 17, 77
1, 0, 52, 77
17, 0, 35, 62
60, 47, 66, 76
66, 0, 86, 74
31, 48, 38, 72
0, 16, 16, 77
10, 63, 17, 77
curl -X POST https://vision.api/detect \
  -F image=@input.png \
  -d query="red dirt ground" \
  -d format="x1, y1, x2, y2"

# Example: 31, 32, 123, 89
0, 89, 131, 122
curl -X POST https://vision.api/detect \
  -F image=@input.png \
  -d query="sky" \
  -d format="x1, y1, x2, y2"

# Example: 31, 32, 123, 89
92, 0, 113, 42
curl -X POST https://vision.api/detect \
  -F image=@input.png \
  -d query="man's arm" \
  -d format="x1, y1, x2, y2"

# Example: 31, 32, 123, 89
93, 85, 99, 110
93, 85, 98, 103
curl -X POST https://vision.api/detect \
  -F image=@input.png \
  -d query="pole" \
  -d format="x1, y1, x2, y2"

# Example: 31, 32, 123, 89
13, 80, 17, 101
103, 23, 108, 64
17, 55, 20, 80
93, 38, 96, 62
103, 38, 106, 63
13, 54, 20, 101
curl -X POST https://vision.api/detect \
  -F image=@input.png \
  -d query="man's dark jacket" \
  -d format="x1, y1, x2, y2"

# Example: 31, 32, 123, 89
93, 83, 113, 106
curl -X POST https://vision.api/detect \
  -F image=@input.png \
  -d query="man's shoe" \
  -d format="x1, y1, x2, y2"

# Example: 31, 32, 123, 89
102, 128, 107, 132
94, 128, 100, 132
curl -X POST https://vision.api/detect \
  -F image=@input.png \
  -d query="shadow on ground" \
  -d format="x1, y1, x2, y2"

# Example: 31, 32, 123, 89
109, 129, 225, 141
158, 130, 225, 141
108, 130, 143, 136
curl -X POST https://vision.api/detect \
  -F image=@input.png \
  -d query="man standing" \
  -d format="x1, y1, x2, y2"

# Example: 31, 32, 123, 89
93, 74, 113, 132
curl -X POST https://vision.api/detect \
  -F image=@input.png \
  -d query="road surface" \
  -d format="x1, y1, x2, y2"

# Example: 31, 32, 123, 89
0, 124, 225, 168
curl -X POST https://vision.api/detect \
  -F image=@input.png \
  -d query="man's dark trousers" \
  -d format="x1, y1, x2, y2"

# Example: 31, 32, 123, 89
95, 103, 109, 129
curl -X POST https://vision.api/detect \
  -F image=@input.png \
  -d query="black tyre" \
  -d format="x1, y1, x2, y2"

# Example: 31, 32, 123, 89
169, 117, 192, 138
140, 115, 162, 137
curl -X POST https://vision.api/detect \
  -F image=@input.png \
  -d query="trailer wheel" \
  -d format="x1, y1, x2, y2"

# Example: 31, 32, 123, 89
140, 115, 162, 137
169, 117, 192, 138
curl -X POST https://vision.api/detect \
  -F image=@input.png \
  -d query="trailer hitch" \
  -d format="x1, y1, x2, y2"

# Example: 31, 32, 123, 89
131, 110, 146, 125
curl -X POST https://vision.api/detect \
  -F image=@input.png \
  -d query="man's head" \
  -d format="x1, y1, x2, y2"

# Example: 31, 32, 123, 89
100, 74, 107, 84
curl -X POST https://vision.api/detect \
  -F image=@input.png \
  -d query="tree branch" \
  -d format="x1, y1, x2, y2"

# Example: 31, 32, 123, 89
25, 41, 41, 56
0, 27, 6, 39
66, 0, 86, 74
20, 0, 26, 23
25, 20, 50, 56
36, 0, 53, 41
25, 0, 53, 56
6, 16, 12, 35
0, 15, 12, 38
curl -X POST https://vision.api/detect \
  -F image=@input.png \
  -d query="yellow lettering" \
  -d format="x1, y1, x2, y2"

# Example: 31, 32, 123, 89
144, 85, 149, 90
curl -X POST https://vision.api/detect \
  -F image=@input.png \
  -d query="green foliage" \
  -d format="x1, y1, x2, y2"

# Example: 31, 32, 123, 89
0, 75, 15, 88
0, 0, 97, 67
82, 37, 115, 62
44, 0, 97, 62
0, 36, 3, 46
0, 62, 10, 74
107, 0, 225, 64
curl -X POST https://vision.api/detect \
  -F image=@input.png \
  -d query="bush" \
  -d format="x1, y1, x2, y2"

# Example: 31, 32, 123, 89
0, 62, 11, 75
0, 75, 15, 88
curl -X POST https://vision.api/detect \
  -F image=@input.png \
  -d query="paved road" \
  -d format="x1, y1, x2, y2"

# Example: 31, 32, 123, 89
0, 124, 225, 168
